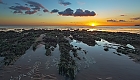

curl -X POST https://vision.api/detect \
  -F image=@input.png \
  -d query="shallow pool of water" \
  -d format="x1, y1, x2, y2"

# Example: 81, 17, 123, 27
0, 39, 140, 80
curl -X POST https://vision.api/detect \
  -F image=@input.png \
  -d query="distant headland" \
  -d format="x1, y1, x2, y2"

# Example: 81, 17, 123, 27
135, 24, 140, 26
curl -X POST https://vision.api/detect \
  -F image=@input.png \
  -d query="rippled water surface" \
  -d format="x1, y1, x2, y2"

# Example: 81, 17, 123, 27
0, 39, 140, 80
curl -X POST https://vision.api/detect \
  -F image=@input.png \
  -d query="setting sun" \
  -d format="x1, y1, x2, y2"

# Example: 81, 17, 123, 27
87, 22, 97, 26
91, 23, 95, 26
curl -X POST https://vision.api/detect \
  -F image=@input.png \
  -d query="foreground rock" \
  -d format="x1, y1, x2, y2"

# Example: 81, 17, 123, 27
0, 29, 140, 80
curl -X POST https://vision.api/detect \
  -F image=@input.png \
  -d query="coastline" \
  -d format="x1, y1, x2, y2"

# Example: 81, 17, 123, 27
0, 29, 140, 63
0, 26, 140, 34
0, 29, 140, 80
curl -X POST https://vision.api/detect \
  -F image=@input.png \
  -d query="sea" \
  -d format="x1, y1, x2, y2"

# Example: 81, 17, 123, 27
0, 26, 140, 34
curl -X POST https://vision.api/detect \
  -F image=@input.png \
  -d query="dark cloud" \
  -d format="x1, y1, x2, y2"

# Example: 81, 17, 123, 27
9, 6, 30, 11
29, 4, 34, 7
59, 0, 71, 6
51, 9, 59, 13
14, 10, 23, 14
131, 17, 140, 20
58, 8, 96, 17
43, 9, 49, 12
58, 8, 73, 16
107, 19, 127, 22
74, 9, 96, 16
25, 10, 37, 14
10, 0, 49, 15
120, 15, 126, 16
25, 4, 28, 6
26, 1, 45, 9
32, 6, 40, 11
107, 19, 117, 22
119, 20, 126, 22
9, 6, 30, 14
25, 0, 49, 12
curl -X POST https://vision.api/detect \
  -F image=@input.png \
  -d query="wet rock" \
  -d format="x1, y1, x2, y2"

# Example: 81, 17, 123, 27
1, 28, 140, 80
43, 75, 56, 79
116, 45, 140, 61
126, 44, 135, 49
117, 46, 137, 55
83, 50, 87, 54
45, 49, 51, 56
32, 45, 36, 51
50, 47, 55, 51
104, 46, 109, 51
113, 52, 122, 56
77, 47, 82, 50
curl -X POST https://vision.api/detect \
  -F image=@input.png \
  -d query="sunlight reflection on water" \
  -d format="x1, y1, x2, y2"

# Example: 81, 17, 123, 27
0, 26, 140, 34
0, 38, 140, 80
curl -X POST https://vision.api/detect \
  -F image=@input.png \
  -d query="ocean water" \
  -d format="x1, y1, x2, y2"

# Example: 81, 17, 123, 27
0, 26, 140, 34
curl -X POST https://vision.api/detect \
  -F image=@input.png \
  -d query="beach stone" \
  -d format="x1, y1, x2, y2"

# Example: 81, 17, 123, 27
104, 47, 109, 51
126, 44, 135, 49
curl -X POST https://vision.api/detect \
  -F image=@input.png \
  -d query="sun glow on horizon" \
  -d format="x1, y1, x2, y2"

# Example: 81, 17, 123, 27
89, 22, 97, 26
91, 23, 95, 26
86, 22, 98, 27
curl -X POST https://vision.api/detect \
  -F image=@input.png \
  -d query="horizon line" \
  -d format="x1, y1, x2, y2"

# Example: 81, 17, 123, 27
0, 25, 136, 26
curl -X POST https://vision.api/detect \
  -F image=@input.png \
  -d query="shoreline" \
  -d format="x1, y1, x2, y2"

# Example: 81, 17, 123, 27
0, 26, 140, 34
0, 29, 140, 80
0, 29, 140, 60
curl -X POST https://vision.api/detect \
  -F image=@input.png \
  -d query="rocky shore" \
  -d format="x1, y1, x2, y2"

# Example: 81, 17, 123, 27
0, 29, 140, 79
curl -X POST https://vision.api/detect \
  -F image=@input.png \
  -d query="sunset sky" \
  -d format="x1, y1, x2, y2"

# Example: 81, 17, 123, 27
0, 0, 140, 26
